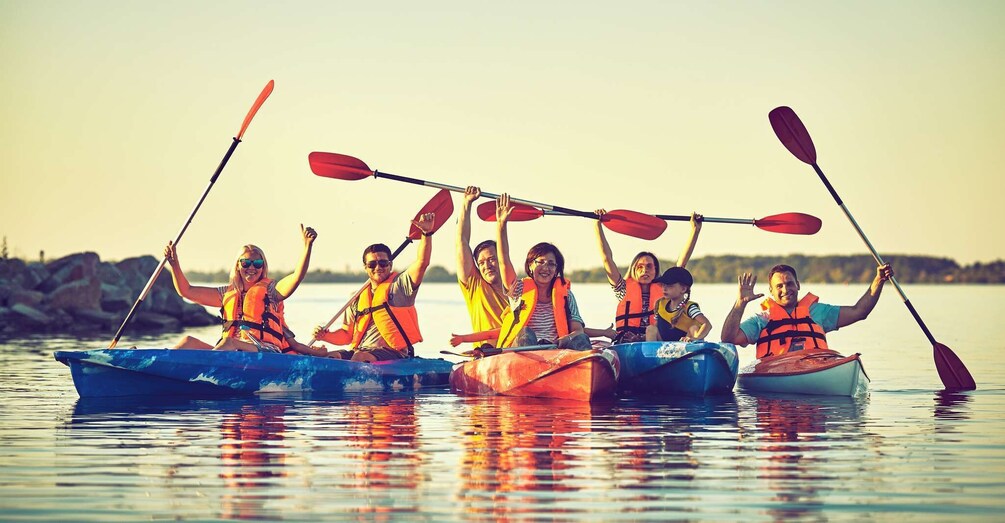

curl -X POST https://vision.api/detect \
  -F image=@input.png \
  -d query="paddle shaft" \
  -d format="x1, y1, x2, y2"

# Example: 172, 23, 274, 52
371, 169, 596, 218
108, 138, 241, 348
305, 237, 412, 347
810, 163, 937, 345
541, 209, 755, 225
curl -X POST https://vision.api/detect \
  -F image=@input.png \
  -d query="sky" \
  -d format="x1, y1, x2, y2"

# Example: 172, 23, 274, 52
2, 1, 1003, 273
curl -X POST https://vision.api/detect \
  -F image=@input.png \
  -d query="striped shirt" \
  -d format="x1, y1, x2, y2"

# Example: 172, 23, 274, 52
508, 279, 584, 342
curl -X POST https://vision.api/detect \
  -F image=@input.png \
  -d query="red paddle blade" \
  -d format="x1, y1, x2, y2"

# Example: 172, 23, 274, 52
753, 212, 822, 235
602, 209, 667, 240
476, 201, 545, 222
769, 106, 817, 165
408, 189, 455, 240
237, 80, 275, 140
934, 342, 976, 391
308, 151, 374, 180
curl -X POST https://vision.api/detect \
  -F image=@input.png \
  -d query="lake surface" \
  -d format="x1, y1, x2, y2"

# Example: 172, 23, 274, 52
2, 282, 1003, 521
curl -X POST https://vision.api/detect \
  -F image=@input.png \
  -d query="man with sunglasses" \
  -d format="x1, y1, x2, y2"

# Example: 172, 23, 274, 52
449, 186, 516, 349
314, 213, 436, 362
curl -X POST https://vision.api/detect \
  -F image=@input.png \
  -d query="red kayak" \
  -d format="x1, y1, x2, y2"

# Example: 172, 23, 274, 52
737, 349, 869, 396
449, 347, 620, 402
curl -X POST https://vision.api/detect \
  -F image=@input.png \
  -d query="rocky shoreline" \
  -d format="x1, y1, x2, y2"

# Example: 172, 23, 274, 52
0, 253, 219, 336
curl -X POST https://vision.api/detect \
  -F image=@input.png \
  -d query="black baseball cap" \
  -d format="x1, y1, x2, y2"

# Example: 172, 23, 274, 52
652, 266, 693, 287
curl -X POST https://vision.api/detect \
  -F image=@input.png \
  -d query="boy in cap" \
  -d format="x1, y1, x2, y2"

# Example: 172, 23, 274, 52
645, 266, 712, 342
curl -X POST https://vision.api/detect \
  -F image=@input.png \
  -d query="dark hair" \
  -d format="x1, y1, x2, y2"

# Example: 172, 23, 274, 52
362, 243, 392, 263
472, 239, 497, 261
628, 251, 660, 279
768, 264, 798, 282
524, 242, 566, 284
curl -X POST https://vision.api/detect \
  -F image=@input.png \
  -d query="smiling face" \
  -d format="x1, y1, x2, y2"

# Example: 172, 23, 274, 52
364, 251, 393, 285
475, 245, 500, 285
237, 250, 265, 286
530, 252, 558, 287
769, 270, 800, 309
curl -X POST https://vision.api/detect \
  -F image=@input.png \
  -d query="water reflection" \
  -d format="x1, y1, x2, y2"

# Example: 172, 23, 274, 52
933, 390, 973, 422
455, 397, 613, 519
219, 403, 288, 519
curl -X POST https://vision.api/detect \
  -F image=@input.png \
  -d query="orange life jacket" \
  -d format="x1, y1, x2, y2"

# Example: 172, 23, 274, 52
220, 278, 290, 350
496, 277, 571, 348
350, 272, 422, 357
755, 293, 829, 358
614, 278, 663, 341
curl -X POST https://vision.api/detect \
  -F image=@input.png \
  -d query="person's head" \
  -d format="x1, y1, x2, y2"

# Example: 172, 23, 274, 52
767, 264, 800, 308
652, 266, 693, 301
230, 244, 268, 290
362, 243, 393, 284
472, 239, 500, 285
628, 251, 660, 284
524, 242, 565, 288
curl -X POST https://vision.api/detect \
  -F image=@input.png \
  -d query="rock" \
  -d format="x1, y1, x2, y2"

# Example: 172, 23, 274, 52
47, 276, 102, 311
182, 303, 220, 327
38, 252, 99, 293
9, 288, 45, 308
132, 312, 181, 331
100, 283, 135, 313
96, 262, 126, 287
23, 262, 49, 290
68, 308, 121, 330
10, 303, 53, 327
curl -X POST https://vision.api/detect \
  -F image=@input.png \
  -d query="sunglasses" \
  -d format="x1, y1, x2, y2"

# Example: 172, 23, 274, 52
365, 260, 391, 270
239, 258, 265, 269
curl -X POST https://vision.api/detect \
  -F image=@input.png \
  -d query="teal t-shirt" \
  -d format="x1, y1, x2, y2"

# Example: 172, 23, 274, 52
738, 301, 840, 345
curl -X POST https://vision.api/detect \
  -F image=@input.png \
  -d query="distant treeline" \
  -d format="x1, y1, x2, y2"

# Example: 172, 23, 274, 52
184, 255, 1005, 284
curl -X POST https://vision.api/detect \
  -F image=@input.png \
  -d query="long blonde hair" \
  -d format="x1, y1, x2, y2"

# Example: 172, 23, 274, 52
229, 244, 269, 292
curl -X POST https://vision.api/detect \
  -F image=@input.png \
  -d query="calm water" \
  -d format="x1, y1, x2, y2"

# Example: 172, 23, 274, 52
2, 282, 1004, 521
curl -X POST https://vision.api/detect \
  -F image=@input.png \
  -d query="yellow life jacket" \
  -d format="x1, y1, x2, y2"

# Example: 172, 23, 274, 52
220, 278, 289, 350
755, 292, 829, 358
653, 297, 701, 342
614, 277, 663, 341
496, 277, 571, 348
350, 272, 422, 357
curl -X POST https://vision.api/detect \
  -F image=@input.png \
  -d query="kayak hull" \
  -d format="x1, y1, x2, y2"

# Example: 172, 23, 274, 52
449, 347, 620, 402
54, 349, 454, 398
613, 341, 739, 396
737, 349, 869, 396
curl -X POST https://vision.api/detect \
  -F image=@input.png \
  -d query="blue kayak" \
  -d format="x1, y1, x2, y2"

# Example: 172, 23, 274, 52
612, 341, 739, 396
54, 349, 454, 398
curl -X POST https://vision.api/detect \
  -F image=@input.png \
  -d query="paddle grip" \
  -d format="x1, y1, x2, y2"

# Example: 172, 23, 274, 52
211, 138, 241, 183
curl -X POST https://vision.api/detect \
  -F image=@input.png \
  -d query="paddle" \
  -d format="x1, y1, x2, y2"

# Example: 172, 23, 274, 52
305, 189, 454, 347
477, 201, 822, 235
308, 151, 666, 240
108, 80, 275, 349
439, 344, 560, 358
768, 105, 976, 391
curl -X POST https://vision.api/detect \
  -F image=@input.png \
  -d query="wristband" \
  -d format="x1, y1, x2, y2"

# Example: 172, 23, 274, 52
422, 231, 432, 237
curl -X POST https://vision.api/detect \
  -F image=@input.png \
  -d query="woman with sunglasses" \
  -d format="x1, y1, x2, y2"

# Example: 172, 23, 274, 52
163, 224, 318, 352
492, 195, 591, 349
592, 209, 703, 344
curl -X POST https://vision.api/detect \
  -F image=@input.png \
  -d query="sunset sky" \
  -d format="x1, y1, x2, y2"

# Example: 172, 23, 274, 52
2, 1, 1002, 273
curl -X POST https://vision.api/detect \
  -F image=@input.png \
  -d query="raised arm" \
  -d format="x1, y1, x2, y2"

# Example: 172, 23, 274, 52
675, 213, 703, 268
720, 272, 763, 346
495, 194, 518, 293
593, 209, 622, 286
836, 264, 894, 328
456, 186, 480, 285
163, 241, 223, 307
275, 224, 318, 299
405, 212, 435, 285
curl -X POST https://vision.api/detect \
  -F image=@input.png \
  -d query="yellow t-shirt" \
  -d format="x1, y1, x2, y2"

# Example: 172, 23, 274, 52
459, 274, 507, 334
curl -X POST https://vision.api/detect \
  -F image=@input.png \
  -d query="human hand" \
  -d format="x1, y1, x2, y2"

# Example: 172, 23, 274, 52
691, 212, 704, 231
496, 193, 514, 224
301, 224, 317, 245
463, 186, 481, 206
412, 212, 435, 235
876, 263, 894, 283
450, 334, 465, 347
312, 325, 328, 339
163, 242, 179, 266
737, 272, 764, 306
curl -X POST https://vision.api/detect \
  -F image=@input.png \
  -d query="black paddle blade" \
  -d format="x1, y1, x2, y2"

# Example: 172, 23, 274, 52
753, 212, 823, 235
602, 209, 667, 240
476, 201, 545, 222
308, 151, 373, 180
408, 189, 455, 240
769, 106, 817, 165
934, 342, 977, 391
